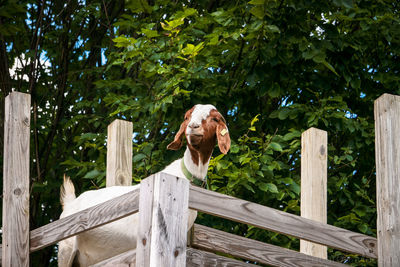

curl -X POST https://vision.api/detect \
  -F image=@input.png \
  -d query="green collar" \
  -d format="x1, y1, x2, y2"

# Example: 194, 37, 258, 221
181, 159, 207, 188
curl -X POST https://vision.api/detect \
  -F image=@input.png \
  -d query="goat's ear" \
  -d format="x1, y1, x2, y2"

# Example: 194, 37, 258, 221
216, 122, 230, 154
167, 121, 187, 150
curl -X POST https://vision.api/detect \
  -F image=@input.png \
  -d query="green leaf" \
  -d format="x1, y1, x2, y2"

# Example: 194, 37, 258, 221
113, 36, 136, 48
259, 182, 279, 193
141, 28, 159, 38
248, 0, 265, 5
183, 8, 197, 17
283, 130, 301, 141
230, 144, 240, 154
266, 25, 280, 33
251, 114, 260, 126
278, 109, 290, 120
243, 183, 256, 193
333, 0, 353, 9
353, 205, 367, 217
358, 223, 368, 234
302, 49, 318, 60
216, 160, 230, 170
161, 18, 184, 31
126, 0, 152, 13
312, 52, 326, 63
181, 42, 204, 57
83, 169, 102, 179
269, 142, 283, 152
322, 61, 339, 76
133, 153, 146, 162
250, 7, 265, 19
290, 182, 300, 195
268, 83, 281, 97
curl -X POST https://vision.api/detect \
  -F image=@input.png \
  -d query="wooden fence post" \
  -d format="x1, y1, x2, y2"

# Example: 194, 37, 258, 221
374, 94, 400, 266
136, 172, 189, 267
106, 119, 133, 187
300, 127, 328, 259
2, 92, 31, 267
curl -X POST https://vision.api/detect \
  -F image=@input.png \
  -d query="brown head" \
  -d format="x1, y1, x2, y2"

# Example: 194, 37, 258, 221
167, 104, 231, 165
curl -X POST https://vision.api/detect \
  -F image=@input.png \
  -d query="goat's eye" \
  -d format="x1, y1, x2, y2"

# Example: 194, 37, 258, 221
212, 118, 219, 122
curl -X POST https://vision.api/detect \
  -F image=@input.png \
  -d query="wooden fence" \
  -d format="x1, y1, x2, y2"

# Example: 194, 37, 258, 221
1, 92, 399, 266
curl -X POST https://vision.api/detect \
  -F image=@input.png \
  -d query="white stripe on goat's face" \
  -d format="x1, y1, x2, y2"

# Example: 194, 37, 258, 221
186, 104, 216, 133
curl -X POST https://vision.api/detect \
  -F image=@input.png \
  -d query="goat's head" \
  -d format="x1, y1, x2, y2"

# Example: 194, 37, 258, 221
167, 104, 231, 163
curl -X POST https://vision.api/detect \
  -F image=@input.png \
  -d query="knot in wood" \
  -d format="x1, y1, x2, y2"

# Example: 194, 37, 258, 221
320, 145, 326, 156
14, 188, 22, 196
23, 117, 29, 126
117, 174, 126, 185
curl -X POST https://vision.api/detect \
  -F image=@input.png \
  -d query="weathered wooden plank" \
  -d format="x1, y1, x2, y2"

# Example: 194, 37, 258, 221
136, 172, 189, 267
189, 186, 377, 258
187, 247, 255, 267
374, 93, 400, 266
90, 246, 255, 267
2, 92, 31, 267
300, 128, 328, 258
135, 175, 155, 266
89, 249, 136, 267
107, 119, 133, 187
30, 187, 140, 252
192, 224, 346, 267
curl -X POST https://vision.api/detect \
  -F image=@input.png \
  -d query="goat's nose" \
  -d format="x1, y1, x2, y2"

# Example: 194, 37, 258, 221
189, 123, 200, 129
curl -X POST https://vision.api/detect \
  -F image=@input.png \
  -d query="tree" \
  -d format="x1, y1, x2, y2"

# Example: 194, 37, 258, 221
0, 0, 399, 265
0, 0, 127, 265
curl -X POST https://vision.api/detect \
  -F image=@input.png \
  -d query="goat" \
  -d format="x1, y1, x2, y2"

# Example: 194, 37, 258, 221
58, 104, 231, 266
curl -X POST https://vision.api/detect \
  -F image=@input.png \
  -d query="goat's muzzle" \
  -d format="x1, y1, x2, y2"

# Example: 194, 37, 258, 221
188, 134, 203, 147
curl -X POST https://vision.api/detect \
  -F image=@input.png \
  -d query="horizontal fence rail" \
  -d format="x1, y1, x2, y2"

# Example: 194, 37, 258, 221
90, 247, 257, 267
90, 223, 346, 267
29, 187, 139, 253
186, 248, 255, 267
188, 185, 377, 259
192, 224, 346, 267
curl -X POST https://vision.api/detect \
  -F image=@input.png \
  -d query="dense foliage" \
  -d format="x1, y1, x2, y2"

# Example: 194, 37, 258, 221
0, 0, 399, 265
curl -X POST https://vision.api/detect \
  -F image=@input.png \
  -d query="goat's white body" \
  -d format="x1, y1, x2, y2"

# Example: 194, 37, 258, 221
58, 159, 198, 267
59, 185, 140, 266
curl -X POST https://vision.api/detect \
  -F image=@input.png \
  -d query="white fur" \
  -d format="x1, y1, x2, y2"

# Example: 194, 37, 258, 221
187, 104, 216, 130
163, 148, 208, 180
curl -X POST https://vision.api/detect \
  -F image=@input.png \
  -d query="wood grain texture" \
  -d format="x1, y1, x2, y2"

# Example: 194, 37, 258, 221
30, 187, 140, 252
90, 247, 255, 267
187, 247, 255, 267
300, 128, 328, 258
189, 185, 377, 258
192, 224, 346, 267
374, 93, 400, 266
2, 92, 31, 267
135, 175, 155, 266
89, 249, 136, 267
90, 246, 256, 267
107, 119, 133, 187
136, 172, 189, 267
